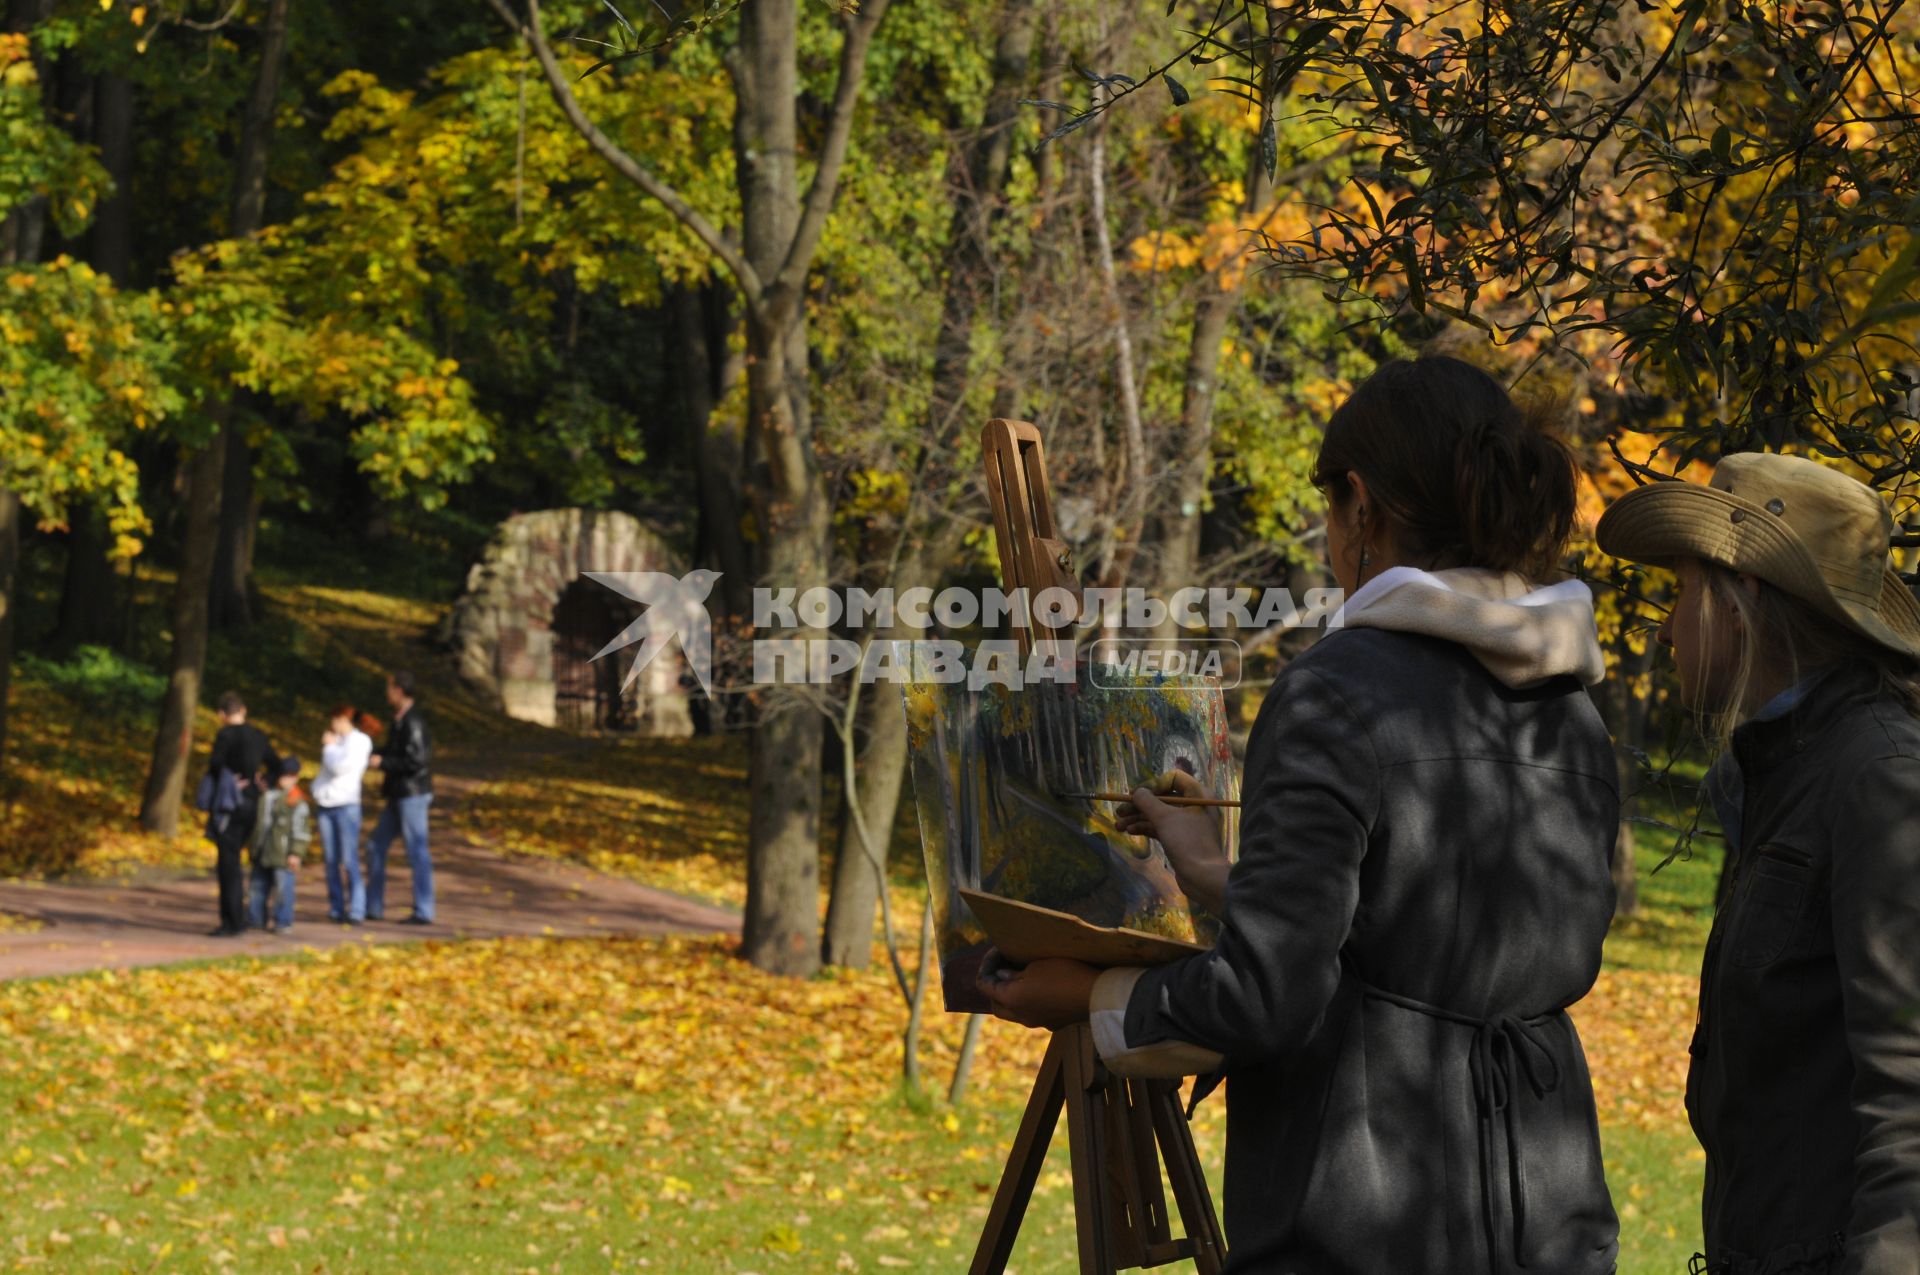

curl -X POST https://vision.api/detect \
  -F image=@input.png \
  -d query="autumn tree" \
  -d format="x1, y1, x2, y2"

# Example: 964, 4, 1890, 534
137, 0, 292, 834
821, 0, 1039, 969
0, 27, 130, 777
0, 257, 178, 780
484, 0, 893, 976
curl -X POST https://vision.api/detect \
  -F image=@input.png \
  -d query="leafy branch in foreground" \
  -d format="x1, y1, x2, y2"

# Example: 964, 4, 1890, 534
565, 0, 742, 79
1072, 2, 1920, 517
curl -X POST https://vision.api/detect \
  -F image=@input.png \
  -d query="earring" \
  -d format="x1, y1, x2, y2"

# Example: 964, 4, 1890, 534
1359, 546, 1372, 571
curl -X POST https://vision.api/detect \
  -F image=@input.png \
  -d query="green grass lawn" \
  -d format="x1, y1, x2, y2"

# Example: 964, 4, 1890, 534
0, 937, 1706, 1275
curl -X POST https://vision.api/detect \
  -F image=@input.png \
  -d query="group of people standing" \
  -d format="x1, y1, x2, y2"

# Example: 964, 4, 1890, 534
981, 355, 1920, 1275
201, 670, 437, 935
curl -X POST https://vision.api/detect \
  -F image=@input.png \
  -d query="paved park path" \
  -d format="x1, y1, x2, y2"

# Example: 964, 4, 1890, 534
0, 765, 741, 982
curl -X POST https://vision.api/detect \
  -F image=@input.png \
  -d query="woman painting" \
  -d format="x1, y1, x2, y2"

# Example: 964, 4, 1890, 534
312, 703, 374, 926
1597, 452, 1920, 1274
980, 355, 1622, 1273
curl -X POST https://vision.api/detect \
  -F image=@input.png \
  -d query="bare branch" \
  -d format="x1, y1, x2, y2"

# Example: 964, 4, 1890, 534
171, 0, 247, 32
773, 0, 893, 298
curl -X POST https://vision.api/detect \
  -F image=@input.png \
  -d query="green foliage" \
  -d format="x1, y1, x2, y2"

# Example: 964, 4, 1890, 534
1212, 286, 1413, 557
16, 644, 164, 716
0, 258, 181, 556
0, 33, 106, 235
162, 230, 494, 510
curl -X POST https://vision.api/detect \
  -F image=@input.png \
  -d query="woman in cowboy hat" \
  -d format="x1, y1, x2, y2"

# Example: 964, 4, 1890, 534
1596, 452, 1920, 1275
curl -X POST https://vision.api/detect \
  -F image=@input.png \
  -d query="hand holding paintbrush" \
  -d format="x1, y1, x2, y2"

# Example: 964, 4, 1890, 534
1085, 771, 1235, 913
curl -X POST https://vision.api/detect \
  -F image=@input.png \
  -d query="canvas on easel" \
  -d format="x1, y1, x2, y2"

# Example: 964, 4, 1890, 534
903, 670, 1239, 1012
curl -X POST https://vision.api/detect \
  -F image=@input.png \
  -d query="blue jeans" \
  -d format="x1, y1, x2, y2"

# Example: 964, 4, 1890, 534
366, 793, 433, 921
316, 803, 365, 922
248, 864, 295, 931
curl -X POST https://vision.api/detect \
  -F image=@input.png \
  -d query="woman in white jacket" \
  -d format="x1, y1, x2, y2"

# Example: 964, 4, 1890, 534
313, 704, 374, 925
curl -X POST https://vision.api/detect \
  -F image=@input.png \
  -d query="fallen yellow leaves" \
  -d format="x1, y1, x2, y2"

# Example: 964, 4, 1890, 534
0, 932, 1703, 1270
449, 746, 757, 910
1574, 969, 1698, 1131
0, 933, 1065, 1268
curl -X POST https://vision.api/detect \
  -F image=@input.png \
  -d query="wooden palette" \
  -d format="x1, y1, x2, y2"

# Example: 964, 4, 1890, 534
960, 888, 1209, 969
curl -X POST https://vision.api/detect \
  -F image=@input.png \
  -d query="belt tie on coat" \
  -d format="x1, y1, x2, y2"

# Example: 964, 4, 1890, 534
1467, 1013, 1563, 1271
1348, 966, 1565, 1273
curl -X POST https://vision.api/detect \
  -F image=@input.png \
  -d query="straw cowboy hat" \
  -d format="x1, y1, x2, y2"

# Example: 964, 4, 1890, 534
1595, 451, 1920, 661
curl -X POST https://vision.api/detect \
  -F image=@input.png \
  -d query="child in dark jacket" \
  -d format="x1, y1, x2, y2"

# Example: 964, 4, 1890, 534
249, 757, 312, 934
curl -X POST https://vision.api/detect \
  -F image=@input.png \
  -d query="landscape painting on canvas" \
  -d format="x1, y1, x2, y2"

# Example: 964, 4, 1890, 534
902, 668, 1240, 1013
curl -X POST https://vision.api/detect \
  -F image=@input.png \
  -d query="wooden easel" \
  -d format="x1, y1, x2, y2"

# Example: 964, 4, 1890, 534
972, 420, 1226, 1275
982, 418, 1081, 662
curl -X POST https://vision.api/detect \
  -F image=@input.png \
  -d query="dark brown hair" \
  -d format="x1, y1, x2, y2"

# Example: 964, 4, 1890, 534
1310, 355, 1579, 580
216, 690, 246, 715
329, 702, 356, 724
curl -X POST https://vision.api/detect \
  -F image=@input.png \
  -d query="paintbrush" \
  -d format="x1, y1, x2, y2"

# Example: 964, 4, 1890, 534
1054, 790, 1241, 808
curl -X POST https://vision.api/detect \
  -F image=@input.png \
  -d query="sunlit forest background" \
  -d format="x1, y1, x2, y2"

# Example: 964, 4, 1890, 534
0, 0, 1915, 1269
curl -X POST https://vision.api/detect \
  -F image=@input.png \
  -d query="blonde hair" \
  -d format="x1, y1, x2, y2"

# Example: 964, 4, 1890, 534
1697, 563, 1920, 749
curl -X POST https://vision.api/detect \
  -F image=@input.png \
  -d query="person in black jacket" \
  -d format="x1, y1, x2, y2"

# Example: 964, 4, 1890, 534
204, 691, 280, 936
980, 357, 1622, 1274
1598, 452, 1920, 1275
364, 669, 434, 925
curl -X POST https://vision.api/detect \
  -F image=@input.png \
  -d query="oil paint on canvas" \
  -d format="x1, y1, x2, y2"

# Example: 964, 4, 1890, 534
902, 670, 1240, 1013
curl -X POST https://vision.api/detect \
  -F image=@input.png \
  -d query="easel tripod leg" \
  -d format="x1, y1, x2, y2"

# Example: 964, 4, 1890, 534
1150, 1081, 1226, 1275
969, 1033, 1069, 1275
1061, 1025, 1116, 1275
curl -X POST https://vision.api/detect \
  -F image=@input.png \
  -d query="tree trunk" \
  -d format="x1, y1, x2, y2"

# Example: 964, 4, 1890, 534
137, 0, 289, 831
1157, 145, 1276, 610
227, 0, 289, 238
1593, 587, 1657, 918
901, 898, 935, 1092
50, 70, 137, 653
209, 418, 255, 629
138, 441, 225, 833
502, 0, 888, 977
671, 283, 752, 620
1609, 638, 1658, 917
739, 316, 830, 976
949, 1012, 984, 1105
0, 487, 19, 779
52, 509, 120, 652
205, 0, 288, 630
822, 649, 911, 968
89, 71, 134, 282
1087, 85, 1147, 592
925, 0, 1036, 440
817, 1, 1036, 971
730, 0, 823, 977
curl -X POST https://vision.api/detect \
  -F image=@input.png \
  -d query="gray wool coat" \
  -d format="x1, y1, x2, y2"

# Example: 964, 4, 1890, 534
1122, 626, 1622, 1274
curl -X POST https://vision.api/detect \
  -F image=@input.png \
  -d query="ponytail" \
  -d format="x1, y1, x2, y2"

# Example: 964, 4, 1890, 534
1452, 401, 1578, 579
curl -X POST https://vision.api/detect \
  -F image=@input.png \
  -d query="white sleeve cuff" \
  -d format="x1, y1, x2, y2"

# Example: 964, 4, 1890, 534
1089, 966, 1225, 1079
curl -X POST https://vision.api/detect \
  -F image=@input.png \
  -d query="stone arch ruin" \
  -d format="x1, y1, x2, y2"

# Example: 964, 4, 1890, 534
444, 509, 695, 736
